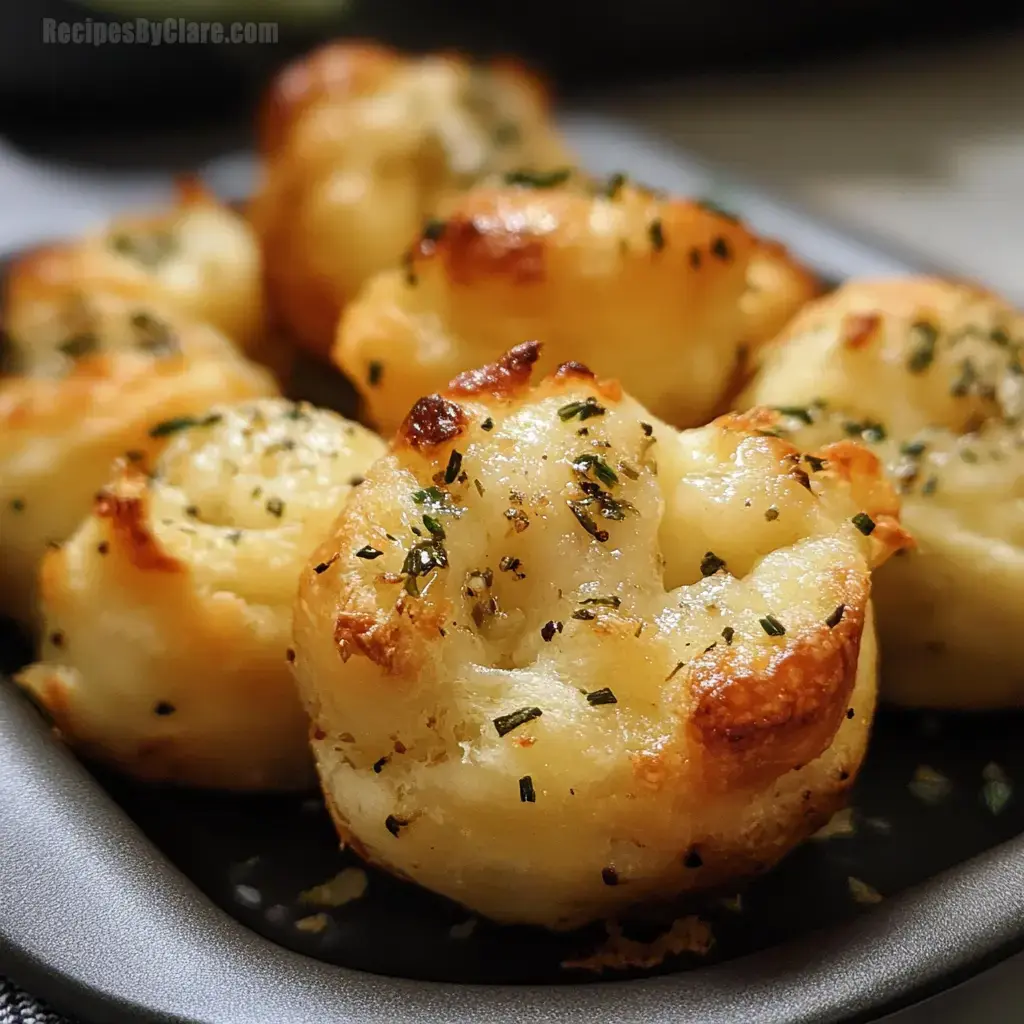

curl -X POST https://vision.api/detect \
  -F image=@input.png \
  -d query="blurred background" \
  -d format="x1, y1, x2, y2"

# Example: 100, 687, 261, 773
0, 0, 1023, 293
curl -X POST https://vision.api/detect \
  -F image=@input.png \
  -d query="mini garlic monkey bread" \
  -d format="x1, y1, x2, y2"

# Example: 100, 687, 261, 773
250, 42, 572, 357
0, 293, 276, 626
17, 398, 385, 791
742, 277, 1024, 709
333, 174, 817, 434
292, 343, 909, 928
4, 178, 267, 362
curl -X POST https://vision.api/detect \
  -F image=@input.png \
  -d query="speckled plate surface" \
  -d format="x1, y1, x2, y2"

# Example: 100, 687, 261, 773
1, 119, 1023, 1023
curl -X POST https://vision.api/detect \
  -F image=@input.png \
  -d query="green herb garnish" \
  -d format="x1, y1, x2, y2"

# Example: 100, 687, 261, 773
851, 512, 876, 535
721, 626, 735, 645
558, 397, 606, 422
700, 551, 727, 577
572, 452, 619, 488
493, 706, 543, 737
579, 596, 621, 608
57, 333, 98, 359
907, 321, 938, 373
825, 604, 845, 628
367, 360, 384, 387
586, 688, 617, 706
774, 405, 813, 424
519, 776, 536, 803
648, 218, 666, 252
148, 412, 222, 438
503, 167, 572, 188
540, 620, 562, 642
567, 500, 609, 542
603, 172, 627, 199
759, 614, 786, 637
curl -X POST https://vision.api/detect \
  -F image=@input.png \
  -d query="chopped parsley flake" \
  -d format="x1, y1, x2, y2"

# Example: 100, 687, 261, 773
601, 866, 619, 886
700, 551, 727, 577
493, 706, 543, 737
907, 321, 938, 373
367, 360, 384, 387
648, 218, 666, 252
540, 620, 563, 642
385, 815, 406, 837
603, 172, 627, 198
314, 555, 339, 574
57, 333, 98, 359
148, 412, 222, 438
804, 454, 827, 472
760, 614, 786, 637
572, 452, 619, 488
666, 661, 685, 681
825, 604, 845, 628
558, 397, 606, 422
710, 236, 731, 261
412, 486, 463, 516
422, 514, 445, 538
764, 506, 780, 522
721, 626, 735, 645
355, 546, 383, 560
503, 167, 572, 188
586, 687, 618, 706
265, 498, 285, 518
950, 358, 977, 397
444, 449, 463, 485
422, 218, 446, 242
579, 596, 621, 608
851, 512, 876, 535
481, 417, 494, 431
774, 405, 813, 424
10, 498, 25, 512
567, 500, 609, 542
844, 420, 887, 443
519, 776, 536, 803
901, 440, 927, 457
373, 756, 389, 773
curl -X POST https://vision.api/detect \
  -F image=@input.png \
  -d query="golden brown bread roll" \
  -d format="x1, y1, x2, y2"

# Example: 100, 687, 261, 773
4, 179, 268, 366
17, 398, 386, 790
332, 175, 817, 435
742, 277, 1024, 707
291, 343, 908, 928
0, 291, 277, 625
250, 42, 572, 358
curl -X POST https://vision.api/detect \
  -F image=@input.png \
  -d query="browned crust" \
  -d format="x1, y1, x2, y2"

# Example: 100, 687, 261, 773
257, 41, 401, 155
688, 580, 866, 792
840, 312, 882, 350
816, 440, 915, 556
447, 340, 541, 397
94, 491, 182, 574
553, 361, 595, 381
333, 593, 448, 677
716, 407, 783, 435
334, 611, 399, 670
398, 394, 468, 450
421, 215, 547, 287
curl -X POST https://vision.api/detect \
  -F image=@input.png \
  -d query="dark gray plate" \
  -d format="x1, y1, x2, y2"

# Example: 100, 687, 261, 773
1, 123, 1023, 1023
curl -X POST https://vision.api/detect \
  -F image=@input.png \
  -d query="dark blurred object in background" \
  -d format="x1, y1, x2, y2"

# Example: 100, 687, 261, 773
1, 0, 1023, 130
